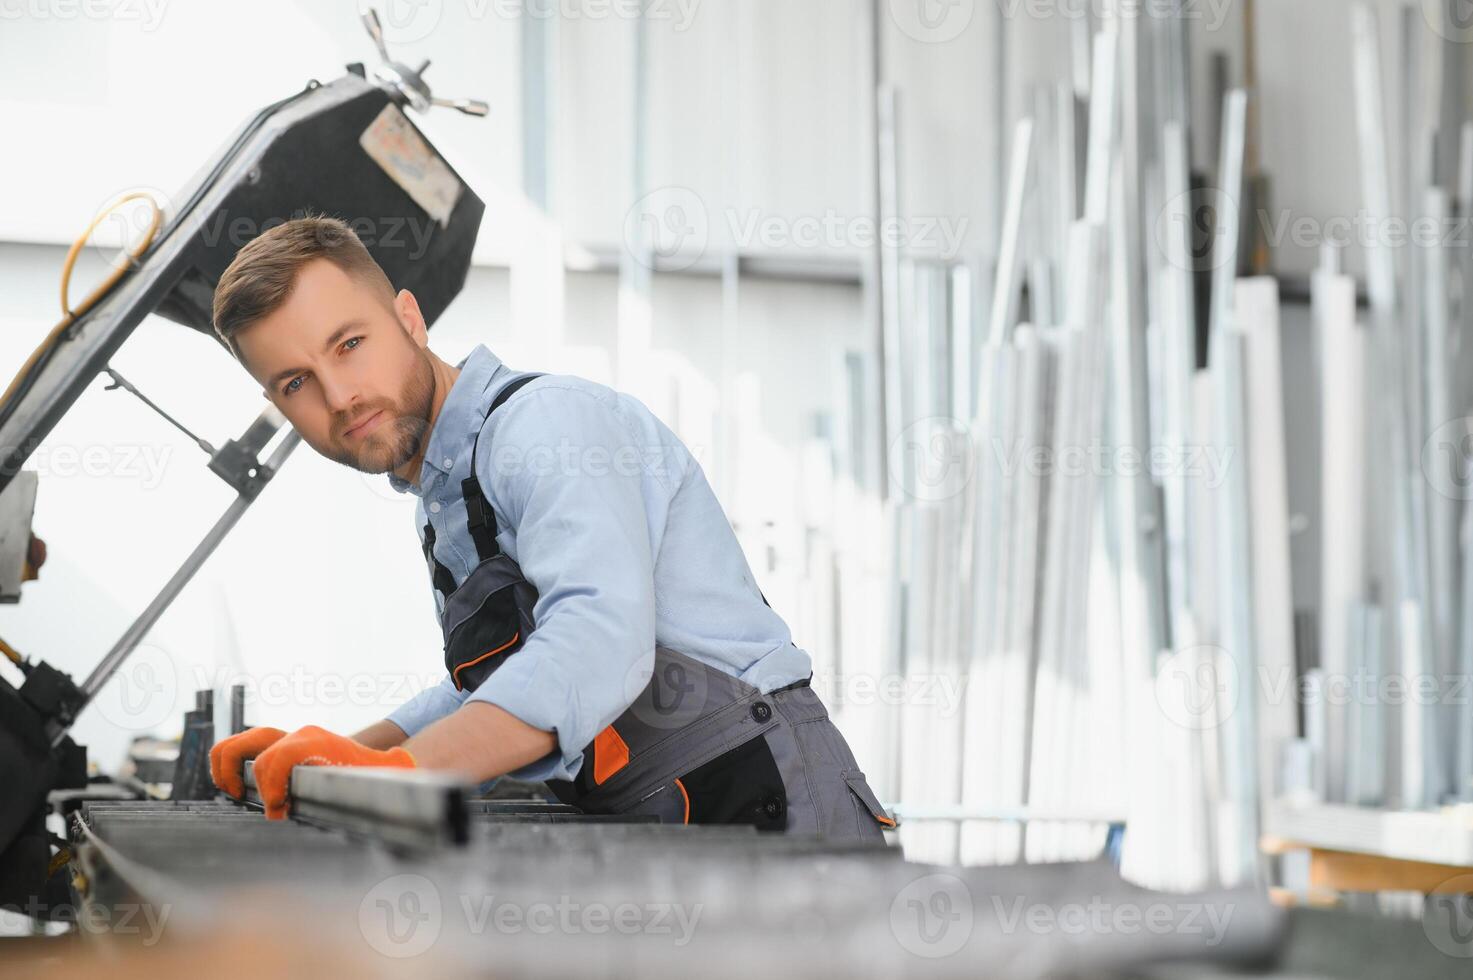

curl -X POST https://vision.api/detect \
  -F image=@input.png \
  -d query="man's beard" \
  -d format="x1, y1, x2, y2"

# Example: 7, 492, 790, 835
328, 347, 436, 476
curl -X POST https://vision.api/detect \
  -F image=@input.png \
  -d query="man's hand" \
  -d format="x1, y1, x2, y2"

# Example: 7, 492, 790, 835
209, 726, 287, 798
253, 725, 416, 820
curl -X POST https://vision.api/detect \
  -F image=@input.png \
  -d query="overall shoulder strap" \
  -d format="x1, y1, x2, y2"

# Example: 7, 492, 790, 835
461, 373, 547, 562
487, 372, 546, 415
422, 520, 458, 601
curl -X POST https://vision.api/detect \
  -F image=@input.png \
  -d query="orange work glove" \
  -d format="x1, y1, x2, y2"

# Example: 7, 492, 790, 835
209, 726, 287, 798
252, 725, 416, 820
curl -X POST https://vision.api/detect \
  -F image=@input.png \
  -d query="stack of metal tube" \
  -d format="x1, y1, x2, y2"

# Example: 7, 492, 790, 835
829, 0, 1473, 892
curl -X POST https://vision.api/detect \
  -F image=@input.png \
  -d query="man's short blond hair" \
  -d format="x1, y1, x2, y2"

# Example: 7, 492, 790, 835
212, 214, 396, 361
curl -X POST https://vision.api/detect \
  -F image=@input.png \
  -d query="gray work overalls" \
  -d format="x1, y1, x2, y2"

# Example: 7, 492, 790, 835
424, 373, 895, 844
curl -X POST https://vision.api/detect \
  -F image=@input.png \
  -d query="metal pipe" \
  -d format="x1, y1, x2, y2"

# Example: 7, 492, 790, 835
229, 683, 246, 735
54, 430, 301, 744
102, 367, 216, 455
892, 804, 1127, 824
242, 759, 470, 848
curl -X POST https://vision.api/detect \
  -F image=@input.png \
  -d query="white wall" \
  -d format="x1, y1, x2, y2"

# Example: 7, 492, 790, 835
1, 1, 1439, 270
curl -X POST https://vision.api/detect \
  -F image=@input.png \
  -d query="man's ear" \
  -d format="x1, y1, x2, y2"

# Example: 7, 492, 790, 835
394, 288, 429, 348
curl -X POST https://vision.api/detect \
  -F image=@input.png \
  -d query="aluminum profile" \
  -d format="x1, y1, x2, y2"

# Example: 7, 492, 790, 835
242, 760, 470, 849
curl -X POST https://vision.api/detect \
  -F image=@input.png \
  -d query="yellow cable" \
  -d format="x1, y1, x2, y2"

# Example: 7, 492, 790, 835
0, 193, 163, 410
0, 635, 21, 667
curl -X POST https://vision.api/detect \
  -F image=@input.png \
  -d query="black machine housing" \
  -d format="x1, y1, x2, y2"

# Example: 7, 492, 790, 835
0, 64, 485, 913
0, 65, 485, 494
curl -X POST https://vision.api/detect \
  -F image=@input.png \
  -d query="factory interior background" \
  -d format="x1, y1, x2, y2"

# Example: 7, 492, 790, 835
7, 0, 1473, 974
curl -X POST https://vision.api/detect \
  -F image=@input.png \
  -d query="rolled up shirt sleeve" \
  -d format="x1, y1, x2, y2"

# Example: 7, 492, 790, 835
386, 673, 468, 739
462, 383, 658, 782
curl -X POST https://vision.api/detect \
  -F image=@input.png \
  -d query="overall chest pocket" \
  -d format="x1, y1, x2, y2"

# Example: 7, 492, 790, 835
441, 554, 539, 692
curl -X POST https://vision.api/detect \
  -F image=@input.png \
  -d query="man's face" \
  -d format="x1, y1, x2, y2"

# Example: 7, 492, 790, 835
235, 258, 436, 477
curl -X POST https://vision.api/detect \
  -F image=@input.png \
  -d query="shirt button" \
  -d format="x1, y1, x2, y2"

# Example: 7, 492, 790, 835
429, 501, 442, 514
443, 457, 454, 469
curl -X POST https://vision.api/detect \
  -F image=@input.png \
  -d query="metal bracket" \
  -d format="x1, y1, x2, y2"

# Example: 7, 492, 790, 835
207, 408, 289, 499
99, 367, 286, 500
360, 7, 488, 116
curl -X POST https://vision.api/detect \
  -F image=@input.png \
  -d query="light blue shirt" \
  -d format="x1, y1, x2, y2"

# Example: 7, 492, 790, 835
385, 345, 811, 782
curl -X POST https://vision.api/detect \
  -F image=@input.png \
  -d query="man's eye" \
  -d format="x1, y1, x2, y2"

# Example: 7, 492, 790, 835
344, 337, 363, 351
283, 376, 304, 396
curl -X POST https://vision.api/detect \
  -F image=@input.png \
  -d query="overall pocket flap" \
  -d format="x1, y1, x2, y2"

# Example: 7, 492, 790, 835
844, 772, 898, 828
575, 699, 779, 812
443, 557, 536, 691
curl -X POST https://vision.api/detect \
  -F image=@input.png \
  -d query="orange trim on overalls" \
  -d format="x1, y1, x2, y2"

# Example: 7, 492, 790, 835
673, 778, 690, 823
592, 725, 630, 785
874, 813, 897, 828
452, 631, 520, 690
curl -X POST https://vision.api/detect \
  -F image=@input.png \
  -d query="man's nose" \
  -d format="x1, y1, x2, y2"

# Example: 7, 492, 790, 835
317, 371, 361, 416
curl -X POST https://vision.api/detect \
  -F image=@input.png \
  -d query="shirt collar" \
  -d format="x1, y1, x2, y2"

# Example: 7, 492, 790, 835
387, 344, 504, 496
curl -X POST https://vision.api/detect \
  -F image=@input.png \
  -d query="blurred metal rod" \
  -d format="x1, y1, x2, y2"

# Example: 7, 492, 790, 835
229, 684, 246, 736
53, 425, 301, 744
987, 118, 1035, 349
